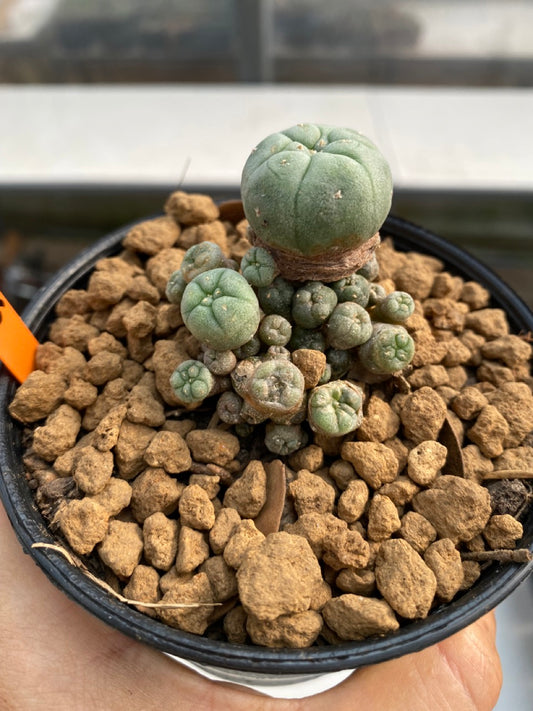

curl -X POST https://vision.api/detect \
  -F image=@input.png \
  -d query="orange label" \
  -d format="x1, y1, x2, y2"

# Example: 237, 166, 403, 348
0, 291, 39, 383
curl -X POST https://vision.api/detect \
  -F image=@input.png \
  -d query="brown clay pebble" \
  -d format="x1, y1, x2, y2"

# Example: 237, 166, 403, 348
130, 468, 183, 523
98, 520, 144, 579
57, 498, 109, 555
400, 387, 447, 444
158, 572, 215, 634
123, 565, 161, 615
375, 539, 437, 619
209, 508, 242, 555
8, 371, 67, 423
143, 512, 179, 571
423, 539, 464, 602
247, 610, 323, 648
237, 532, 324, 621
323, 595, 399, 639
186, 429, 240, 467
341, 441, 398, 489
223, 460, 267, 518
73, 445, 114, 495
143, 430, 192, 474
412, 475, 492, 543
178, 484, 216, 531
175, 526, 210, 573
288, 470, 336, 515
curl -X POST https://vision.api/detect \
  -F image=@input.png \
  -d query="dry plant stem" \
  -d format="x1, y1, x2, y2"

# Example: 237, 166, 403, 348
461, 549, 532, 564
253, 459, 287, 536
483, 470, 533, 480
31, 543, 219, 609
249, 229, 381, 282
438, 415, 465, 477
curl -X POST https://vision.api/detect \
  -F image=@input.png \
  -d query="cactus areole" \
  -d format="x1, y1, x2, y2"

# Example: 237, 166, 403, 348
241, 123, 393, 281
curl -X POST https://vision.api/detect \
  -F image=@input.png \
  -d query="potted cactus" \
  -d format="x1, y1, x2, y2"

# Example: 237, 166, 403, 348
1, 122, 532, 684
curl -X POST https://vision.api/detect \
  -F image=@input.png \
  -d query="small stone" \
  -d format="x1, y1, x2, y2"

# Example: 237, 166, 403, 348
130, 468, 183, 523
462, 444, 494, 482
322, 525, 370, 571
209, 507, 242, 555
483, 514, 523, 549
341, 441, 398, 489
92, 404, 128, 451
328, 459, 356, 489
379, 476, 420, 507
123, 565, 160, 616
400, 387, 447, 444
158, 572, 215, 634
186, 429, 241, 467
73, 445, 114, 495
288, 469, 336, 515
98, 520, 143, 579
201, 555, 238, 602
115, 421, 156, 480
467, 405, 510, 458
375, 539, 437, 619
175, 526, 210, 573
487, 382, 533, 448
288, 444, 324, 472
87, 478, 132, 517
165, 190, 219, 225
399, 511, 437, 554
123, 215, 180, 255
236, 532, 324, 621
356, 395, 400, 442
412, 475, 492, 543
84, 351, 123, 386
423, 539, 464, 602
460, 281, 490, 310
337, 479, 369, 524
336, 568, 376, 596
33, 405, 81, 462
247, 610, 323, 648
464, 309, 509, 339
223, 520, 265, 569
143, 512, 179, 571
366, 494, 402, 542
144, 430, 192, 474
63, 377, 98, 411
224, 460, 267, 518
323, 595, 399, 640
179, 485, 216, 530
451, 386, 489, 420
407, 441, 448, 486
290, 349, 327, 389
224, 605, 248, 644
57, 498, 109, 555
481, 334, 532, 368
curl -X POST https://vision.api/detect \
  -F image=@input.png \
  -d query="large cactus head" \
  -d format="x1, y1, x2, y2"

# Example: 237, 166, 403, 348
241, 123, 392, 281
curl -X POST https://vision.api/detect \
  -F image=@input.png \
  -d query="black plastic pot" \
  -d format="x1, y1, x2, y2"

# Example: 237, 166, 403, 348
1, 215, 532, 676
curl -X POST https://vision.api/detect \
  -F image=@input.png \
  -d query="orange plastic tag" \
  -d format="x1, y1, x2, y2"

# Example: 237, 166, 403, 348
0, 291, 39, 383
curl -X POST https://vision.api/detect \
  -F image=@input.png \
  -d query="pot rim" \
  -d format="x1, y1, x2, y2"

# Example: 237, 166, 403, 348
1, 213, 532, 674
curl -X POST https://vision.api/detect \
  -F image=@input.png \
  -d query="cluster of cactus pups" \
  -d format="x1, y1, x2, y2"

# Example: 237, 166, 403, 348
167, 123, 416, 455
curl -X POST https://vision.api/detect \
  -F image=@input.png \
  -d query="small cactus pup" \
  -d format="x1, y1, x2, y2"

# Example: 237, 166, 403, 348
307, 380, 364, 437
240, 246, 278, 287
180, 267, 260, 351
241, 123, 392, 281
370, 290, 415, 324
243, 358, 305, 418
358, 322, 415, 375
180, 241, 225, 283
170, 359, 215, 405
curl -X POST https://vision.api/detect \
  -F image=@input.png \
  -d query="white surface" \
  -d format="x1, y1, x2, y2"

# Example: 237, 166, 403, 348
0, 85, 532, 192
494, 579, 533, 711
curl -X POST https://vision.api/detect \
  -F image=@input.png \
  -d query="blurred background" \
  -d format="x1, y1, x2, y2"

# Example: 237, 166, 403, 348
0, 3, 532, 705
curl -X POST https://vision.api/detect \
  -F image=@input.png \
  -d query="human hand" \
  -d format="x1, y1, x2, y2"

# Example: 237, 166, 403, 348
0, 502, 502, 711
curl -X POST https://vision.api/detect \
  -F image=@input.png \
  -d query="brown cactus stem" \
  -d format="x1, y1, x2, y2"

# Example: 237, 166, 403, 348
482, 469, 533, 480
254, 459, 287, 536
461, 549, 532, 564
248, 228, 381, 282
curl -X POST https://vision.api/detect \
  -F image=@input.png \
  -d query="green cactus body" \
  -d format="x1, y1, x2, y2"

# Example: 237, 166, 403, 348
264, 423, 308, 455
216, 390, 243, 424
203, 348, 237, 375
166, 270, 187, 305
240, 246, 278, 287
326, 348, 352, 379
292, 281, 338, 328
326, 302, 373, 350
241, 123, 392, 259
368, 283, 387, 306
307, 380, 364, 437
180, 241, 225, 283
357, 253, 380, 281
233, 335, 262, 359
257, 276, 294, 320
371, 290, 415, 324
288, 325, 326, 353
245, 358, 305, 416
358, 323, 415, 374
181, 268, 260, 351
169, 359, 215, 404
330, 273, 370, 306
258, 314, 292, 346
